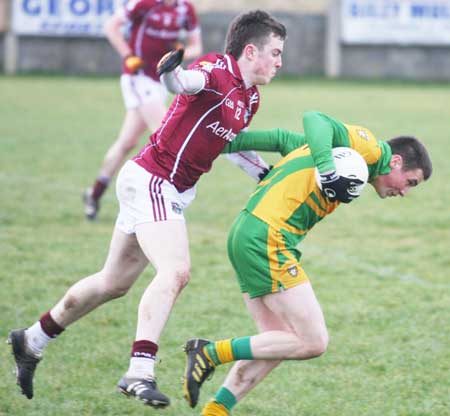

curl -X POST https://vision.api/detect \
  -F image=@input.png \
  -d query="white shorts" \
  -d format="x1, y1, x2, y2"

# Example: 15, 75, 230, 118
120, 74, 168, 110
115, 161, 196, 234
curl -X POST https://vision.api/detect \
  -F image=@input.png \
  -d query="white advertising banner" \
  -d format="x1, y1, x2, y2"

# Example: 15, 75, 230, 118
341, 0, 450, 45
12, 0, 125, 36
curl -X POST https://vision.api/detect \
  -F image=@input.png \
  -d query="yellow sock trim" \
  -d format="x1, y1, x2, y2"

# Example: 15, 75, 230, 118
202, 347, 215, 366
202, 401, 229, 416
215, 339, 234, 364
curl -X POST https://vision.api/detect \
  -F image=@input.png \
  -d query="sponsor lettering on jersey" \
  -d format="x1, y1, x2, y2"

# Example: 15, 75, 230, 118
198, 58, 227, 73
225, 98, 235, 110
206, 121, 237, 142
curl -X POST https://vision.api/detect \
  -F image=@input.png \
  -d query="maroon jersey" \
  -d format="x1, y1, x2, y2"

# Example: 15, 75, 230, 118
133, 53, 261, 191
124, 0, 199, 81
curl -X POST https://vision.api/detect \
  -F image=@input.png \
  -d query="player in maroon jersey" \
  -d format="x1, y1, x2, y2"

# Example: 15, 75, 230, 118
83, 0, 202, 220
9, 10, 286, 408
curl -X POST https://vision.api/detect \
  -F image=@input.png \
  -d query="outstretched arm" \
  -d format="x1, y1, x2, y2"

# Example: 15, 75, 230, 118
224, 152, 271, 182
223, 129, 307, 156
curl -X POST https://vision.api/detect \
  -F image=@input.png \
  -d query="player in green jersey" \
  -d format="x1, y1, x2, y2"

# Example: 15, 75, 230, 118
181, 112, 432, 415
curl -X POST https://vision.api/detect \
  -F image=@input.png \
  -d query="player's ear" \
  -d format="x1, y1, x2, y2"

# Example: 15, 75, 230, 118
390, 154, 403, 170
243, 44, 257, 60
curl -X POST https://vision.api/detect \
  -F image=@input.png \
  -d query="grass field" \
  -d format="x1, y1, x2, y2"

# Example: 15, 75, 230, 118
0, 75, 449, 416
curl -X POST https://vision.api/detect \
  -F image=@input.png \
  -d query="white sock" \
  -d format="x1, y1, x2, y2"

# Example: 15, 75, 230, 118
126, 357, 156, 379
25, 322, 52, 357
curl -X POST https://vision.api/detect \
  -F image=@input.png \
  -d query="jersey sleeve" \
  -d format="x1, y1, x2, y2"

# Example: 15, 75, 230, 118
224, 151, 270, 181
188, 54, 225, 92
302, 111, 350, 173
223, 129, 307, 156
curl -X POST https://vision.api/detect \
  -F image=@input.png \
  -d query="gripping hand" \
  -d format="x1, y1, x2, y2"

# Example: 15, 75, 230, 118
157, 48, 184, 76
258, 165, 273, 181
124, 55, 144, 73
320, 171, 364, 203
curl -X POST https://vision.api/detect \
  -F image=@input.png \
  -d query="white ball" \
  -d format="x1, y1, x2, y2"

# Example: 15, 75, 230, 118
315, 147, 369, 199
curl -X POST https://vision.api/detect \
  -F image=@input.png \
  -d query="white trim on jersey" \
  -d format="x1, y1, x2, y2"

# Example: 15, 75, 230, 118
201, 88, 223, 96
135, 9, 155, 58
145, 27, 184, 39
224, 55, 235, 77
169, 86, 240, 182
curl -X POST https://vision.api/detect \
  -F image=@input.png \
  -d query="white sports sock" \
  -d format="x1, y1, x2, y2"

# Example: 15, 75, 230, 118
126, 357, 156, 379
25, 322, 52, 357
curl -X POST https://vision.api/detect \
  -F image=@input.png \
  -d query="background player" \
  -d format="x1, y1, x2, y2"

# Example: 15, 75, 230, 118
182, 125, 432, 414
9, 10, 286, 409
83, 0, 202, 220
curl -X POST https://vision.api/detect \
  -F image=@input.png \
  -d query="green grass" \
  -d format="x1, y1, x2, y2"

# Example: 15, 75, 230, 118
0, 75, 449, 416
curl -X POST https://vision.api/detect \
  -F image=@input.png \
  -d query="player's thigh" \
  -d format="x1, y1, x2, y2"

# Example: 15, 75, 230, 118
138, 98, 167, 131
134, 74, 168, 130
135, 220, 190, 272
102, 226, 149, 286
263, 283, 327, 340
116, 109, 148, 145
243, 293, 291, 333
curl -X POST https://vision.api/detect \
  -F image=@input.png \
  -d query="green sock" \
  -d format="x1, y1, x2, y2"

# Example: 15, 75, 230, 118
231, 336, 253, 360
215, 386, 237, 412
205, 336, 253, 366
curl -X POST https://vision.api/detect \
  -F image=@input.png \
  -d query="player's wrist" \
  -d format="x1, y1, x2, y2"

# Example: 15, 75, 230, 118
319, 170, 338, 183
124, 55, 144, 73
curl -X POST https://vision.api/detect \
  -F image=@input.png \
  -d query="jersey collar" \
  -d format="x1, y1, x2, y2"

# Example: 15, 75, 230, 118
224, 54, 245, 84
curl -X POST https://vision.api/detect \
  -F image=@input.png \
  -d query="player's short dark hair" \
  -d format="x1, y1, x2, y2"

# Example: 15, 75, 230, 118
224, 10, 287, 59
387, 136, 432, 180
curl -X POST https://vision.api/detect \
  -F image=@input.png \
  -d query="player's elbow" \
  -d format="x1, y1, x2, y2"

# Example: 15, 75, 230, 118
161, 69, 205, 95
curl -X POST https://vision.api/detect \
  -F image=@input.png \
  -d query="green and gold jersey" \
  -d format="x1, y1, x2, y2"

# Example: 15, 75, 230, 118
244, 145, 339, 246
224, 111, 392, 182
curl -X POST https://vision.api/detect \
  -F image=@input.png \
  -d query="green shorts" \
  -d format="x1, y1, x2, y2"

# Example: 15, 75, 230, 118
227, 210, 309, 298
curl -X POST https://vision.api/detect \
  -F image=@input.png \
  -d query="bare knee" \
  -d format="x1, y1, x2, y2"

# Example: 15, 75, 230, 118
290, 329, 329, 360
172, 262, 191, 291
100, 272, 134, 299
100, 280, 130, 300
105, 137, 138, 163
119, 138, 139, 154
159, 262, 191, 294
304, 331, 329, 358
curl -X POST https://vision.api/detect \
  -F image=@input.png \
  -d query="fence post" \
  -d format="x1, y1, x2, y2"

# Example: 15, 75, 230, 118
3, 0, 17, 74
325, 0, 341, 78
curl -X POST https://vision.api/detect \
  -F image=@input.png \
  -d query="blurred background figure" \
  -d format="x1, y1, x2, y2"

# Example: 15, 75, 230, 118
83, 0, 202, 220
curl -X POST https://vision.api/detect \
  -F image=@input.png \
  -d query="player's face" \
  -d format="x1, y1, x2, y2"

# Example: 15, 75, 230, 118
252, 34, 284, 85
371, 155, 424, 198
